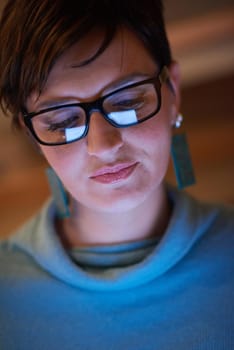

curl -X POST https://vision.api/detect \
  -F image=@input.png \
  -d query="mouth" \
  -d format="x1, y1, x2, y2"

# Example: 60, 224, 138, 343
90, 162, 138, 184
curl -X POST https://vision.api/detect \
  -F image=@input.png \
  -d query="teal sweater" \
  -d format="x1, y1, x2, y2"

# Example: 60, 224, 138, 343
0, 189, 234, 350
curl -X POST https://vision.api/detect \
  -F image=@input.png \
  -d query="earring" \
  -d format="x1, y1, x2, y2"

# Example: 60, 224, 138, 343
174, 114, 183, 128
45, 168, 70, 218
171, 114, 196, 189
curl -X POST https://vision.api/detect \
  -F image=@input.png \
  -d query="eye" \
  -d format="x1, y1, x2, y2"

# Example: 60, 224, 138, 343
104, 87, 147, 113
112, 97, 144, 110
35, 106, 86, 133
48, 115, 80, 132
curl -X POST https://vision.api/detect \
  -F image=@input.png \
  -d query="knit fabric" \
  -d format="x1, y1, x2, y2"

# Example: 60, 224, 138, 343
0, 188, 234, 350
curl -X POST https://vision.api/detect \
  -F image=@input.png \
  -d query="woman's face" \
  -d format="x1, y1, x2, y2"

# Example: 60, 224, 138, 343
27, 28, 180, 213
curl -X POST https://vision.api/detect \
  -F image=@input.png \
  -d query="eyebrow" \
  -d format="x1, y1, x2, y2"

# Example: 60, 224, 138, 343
35, 71, 154, 111
102, 72, 153, 93
35, 98, 78, 111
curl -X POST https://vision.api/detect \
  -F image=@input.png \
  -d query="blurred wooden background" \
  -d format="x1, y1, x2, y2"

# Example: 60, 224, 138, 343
0, 0, 234, 237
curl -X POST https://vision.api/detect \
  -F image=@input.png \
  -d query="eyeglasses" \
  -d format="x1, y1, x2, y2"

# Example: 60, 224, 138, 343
22, 66, 170, 146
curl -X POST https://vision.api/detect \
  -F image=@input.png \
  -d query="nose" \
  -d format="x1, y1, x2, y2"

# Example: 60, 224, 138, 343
87, 112, 124, 157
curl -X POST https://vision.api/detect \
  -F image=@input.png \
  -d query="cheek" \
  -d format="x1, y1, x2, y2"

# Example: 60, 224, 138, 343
123, 113, 173, 185
125, 113, 172, 157
40, 142, 85, 180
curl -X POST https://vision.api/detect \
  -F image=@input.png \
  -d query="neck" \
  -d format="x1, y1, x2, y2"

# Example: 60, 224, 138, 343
57, 185, 171, 248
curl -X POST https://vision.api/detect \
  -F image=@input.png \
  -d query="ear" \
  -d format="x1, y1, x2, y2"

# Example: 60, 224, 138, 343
18, 112, 25, 129
18, 112, 43, 154
18, 112, 32, 138
168, 61, 181, 124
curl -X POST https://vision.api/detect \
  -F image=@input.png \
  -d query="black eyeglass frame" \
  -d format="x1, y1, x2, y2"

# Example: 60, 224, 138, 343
22, 66, 171, 146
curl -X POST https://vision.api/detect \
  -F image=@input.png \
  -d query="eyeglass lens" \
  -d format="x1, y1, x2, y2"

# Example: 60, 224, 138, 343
31, 82, 159, 145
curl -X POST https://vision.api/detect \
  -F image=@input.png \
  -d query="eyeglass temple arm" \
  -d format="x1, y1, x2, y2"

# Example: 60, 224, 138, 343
159, 66, 175, 95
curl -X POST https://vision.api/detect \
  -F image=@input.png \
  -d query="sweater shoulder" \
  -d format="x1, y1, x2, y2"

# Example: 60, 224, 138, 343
0, 200, 55, 274
182, 193, 234, 254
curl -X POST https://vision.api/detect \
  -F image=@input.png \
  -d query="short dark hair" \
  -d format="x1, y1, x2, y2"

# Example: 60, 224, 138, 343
0, 0, 172, 127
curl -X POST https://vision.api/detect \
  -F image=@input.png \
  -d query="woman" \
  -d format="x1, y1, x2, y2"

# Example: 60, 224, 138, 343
0, 1, 233, 349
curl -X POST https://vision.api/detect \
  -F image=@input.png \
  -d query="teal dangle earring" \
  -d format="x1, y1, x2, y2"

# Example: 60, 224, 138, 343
171, 114, 196, 189
45, 168, 70, 218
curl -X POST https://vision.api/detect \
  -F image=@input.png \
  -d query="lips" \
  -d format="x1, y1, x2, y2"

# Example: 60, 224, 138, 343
90, 162, 138, 184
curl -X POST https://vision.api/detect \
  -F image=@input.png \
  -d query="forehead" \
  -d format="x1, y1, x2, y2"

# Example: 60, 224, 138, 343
28, 27, 158, 108
50, 27, 157, 79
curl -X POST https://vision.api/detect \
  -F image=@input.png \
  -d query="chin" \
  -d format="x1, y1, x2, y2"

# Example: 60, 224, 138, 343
75, 183, 159, 214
